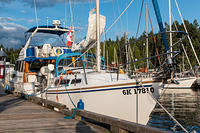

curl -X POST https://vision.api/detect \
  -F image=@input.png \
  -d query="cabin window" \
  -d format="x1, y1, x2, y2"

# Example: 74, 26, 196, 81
71, 79, 82, 85
58, 59, 84, 68
58, 59, 73, 67
30, 60, 41, 72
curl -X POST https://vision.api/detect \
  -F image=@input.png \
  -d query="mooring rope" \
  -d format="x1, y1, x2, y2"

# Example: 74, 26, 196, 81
63, 83, 78, 119
55, 75, 78, 119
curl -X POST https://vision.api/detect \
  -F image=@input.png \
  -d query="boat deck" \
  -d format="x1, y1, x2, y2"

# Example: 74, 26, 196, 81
0, 88, 107, 133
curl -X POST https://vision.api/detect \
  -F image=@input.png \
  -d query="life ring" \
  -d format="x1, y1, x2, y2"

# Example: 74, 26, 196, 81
53, 47, 64, 56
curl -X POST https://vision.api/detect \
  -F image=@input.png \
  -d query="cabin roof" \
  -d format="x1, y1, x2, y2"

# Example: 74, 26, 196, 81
26, 26, 70, 36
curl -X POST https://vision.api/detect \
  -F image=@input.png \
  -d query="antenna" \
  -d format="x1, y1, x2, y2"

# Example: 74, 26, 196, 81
34, 0, 38, 27
65, 0, 67, 27
47, 17, 49, 27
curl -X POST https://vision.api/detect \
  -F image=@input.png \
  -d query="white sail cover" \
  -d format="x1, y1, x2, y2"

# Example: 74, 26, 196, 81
72, 8, 106, 51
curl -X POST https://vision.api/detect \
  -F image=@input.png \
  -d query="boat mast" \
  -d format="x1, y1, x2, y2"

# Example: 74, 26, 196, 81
125, 32, 129, 73
169, 0, 172, 58
145, 3, 149, 72
152, 0, 172, 65
169, 0, 173, 79
96, 0, 101, 72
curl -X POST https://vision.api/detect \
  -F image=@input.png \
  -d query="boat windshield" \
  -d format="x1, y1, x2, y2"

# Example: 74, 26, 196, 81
58, 58, 83, 69
30, 33, 67, 47
29, 59, 54, 72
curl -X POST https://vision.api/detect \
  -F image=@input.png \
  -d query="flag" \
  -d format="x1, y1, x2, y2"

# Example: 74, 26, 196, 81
66, 29, 72, 47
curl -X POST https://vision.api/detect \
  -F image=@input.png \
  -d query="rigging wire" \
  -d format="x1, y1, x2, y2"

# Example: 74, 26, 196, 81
69, 0, 75, 43
87, 0, 94, 58
116, 0, 123, 33
111, 0, 117, 35
135, 0, 144, 38
148, 92, 189, 133
171, 13, 193, 70
69, 0, 74, 28
174, 0, 200, 66
105, 0, 135, 34
125, 0, 129, 33
89, 0, 93, 11
34, 0, 39, 27
171, 13, 178, 30
65, 0, 67, 27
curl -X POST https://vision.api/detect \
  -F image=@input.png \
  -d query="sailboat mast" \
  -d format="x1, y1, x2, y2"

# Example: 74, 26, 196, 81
169, 0, 172, 58
96, 0, 101, 72
125, 32, 129, 73
169, 0, 173, 80
152, 0, 172, 65
145, 3, 149, 71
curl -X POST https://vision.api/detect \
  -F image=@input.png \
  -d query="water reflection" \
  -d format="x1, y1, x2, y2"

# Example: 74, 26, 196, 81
148, 89, 200, 133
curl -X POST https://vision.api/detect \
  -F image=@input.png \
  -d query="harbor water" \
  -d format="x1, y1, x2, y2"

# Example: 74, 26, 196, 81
148, 89, 200, 133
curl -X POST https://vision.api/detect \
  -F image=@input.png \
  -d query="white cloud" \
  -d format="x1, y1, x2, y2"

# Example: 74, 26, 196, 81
0, 17, 14, 22
27, 19, 35, 24
0, 0, 100, 9
22, 0, 96, 8
0, 21, 27, 49
20, 10, 26, 13
16, 18, 25, 22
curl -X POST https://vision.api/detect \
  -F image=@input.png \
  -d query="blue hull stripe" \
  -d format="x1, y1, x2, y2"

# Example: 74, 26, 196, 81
47, 85, 153, 94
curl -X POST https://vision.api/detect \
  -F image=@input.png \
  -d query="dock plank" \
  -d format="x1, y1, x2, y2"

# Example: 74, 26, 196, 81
0, 91, 107, 133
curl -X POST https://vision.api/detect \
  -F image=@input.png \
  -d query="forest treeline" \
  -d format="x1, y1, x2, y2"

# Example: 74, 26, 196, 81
102, 19, 200, 71
0, 19, 200, 71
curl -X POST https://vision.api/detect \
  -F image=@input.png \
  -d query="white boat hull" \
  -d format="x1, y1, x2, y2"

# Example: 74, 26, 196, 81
46, 79, 163, 125
164, 77, 196, 89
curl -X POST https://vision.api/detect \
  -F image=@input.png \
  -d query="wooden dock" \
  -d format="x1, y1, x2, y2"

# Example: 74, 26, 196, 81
0, 90, 108, 133
0, 87, 169, 133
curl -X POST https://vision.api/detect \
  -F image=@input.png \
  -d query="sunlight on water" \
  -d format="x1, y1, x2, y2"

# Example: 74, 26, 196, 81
148, 89, 200, 133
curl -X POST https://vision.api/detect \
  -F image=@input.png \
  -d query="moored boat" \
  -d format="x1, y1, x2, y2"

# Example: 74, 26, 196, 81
12, 21, 75, 96
45, 53, 163, 125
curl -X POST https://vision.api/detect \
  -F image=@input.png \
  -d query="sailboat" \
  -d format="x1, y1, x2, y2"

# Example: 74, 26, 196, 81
164, 0, 197, 89
42, 0, 171, 125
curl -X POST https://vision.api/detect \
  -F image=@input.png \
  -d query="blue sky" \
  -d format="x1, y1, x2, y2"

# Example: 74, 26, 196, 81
0, 0, 199, 48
